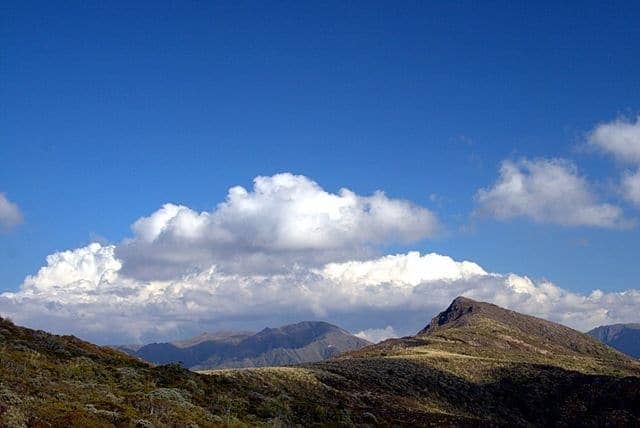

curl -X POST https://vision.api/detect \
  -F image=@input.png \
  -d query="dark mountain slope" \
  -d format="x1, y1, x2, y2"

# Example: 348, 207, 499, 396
588, 323, 640, 358
171, 331, 252, 348
125, 321, 370, 369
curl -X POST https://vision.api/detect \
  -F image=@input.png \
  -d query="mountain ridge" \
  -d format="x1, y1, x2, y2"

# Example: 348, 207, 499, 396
414, 295, 628, 360
121, 320, 371, 369
588, 323, 640, 359
171, 331, 254, 348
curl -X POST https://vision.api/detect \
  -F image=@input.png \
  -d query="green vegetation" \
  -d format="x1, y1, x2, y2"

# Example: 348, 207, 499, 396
1, 297, 640, 426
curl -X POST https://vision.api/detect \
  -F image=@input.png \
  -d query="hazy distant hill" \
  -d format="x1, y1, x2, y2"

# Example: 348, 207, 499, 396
588, 323, 640, 358
120, 321, 370, 369
2, 297, 640, 426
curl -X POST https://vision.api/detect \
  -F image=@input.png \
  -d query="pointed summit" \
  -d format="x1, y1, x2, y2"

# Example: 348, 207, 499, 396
418, 296, 488, 335
417, 296, 629, 360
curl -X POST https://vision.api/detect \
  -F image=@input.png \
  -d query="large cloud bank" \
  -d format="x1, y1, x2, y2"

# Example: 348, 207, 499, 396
1, 243, 638, 344
1, 173, 639, 344
117, 173, 439, 279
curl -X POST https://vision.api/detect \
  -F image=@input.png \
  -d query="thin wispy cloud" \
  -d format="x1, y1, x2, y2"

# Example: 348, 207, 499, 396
0, 193, 23, 231
622, 170, 640, 207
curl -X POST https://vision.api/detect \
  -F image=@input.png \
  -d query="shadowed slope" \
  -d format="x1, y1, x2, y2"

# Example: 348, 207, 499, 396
172, 331, 253, 348
588, 323, 640, 358
121, 321, 370, 369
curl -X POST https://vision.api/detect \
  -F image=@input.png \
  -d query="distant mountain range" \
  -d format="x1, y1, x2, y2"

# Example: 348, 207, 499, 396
116, 321, 371, 369
587, 323, 640, 358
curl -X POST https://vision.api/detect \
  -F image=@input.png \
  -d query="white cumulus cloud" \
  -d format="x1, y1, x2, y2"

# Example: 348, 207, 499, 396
0, 193, 23, 230
117, 173, 439, 279
21, 243, 121, 293
588, 116, 640, 164
475, 158, 628, 228
587, 117, 640, 212
2, 172, 638, 345
319, 251, 486, 287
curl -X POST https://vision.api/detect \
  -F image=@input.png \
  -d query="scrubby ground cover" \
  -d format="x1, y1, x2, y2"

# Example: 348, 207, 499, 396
1, 297, 640, 427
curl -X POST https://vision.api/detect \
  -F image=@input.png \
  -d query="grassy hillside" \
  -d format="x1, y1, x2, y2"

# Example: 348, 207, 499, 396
2, 297, 640, 426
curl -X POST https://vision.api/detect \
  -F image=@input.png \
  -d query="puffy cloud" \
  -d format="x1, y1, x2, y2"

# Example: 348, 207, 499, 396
2, 244, 639, 344
587, 117, 640, 211
21, 243, 121, 294
0, 193, 23, 230
319, 251, 486, 286
588, 116, 640, 164
117, 173, 439, 279
2, 172, 638, 345
475, 158, 628, 228
355, 326, 398, 343
622, 170, 640, 207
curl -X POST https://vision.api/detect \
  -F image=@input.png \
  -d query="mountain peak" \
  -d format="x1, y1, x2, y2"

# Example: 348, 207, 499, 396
416, 296, 629, 360
418, 296, 485, 335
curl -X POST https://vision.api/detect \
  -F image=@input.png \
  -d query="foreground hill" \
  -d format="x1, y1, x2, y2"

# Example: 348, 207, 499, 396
588, 323, 640, 358
1, 297, 640, 426
120, 321, 369, 369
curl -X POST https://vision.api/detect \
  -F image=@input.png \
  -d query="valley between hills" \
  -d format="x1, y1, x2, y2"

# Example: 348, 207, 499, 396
1, 297, 639, 427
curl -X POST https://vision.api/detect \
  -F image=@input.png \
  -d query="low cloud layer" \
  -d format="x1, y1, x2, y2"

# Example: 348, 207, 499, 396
1, 243, 638, 344
355, 326, 398, 343
475, 158, 628, 228
1, 173, 638, 344
0, 193, 23, 230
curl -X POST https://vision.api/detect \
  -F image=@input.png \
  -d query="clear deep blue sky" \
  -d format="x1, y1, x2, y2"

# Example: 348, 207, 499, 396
2, 1, 639, 293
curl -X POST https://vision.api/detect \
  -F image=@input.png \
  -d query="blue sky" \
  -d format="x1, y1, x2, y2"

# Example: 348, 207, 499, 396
1, 2, 640, 342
